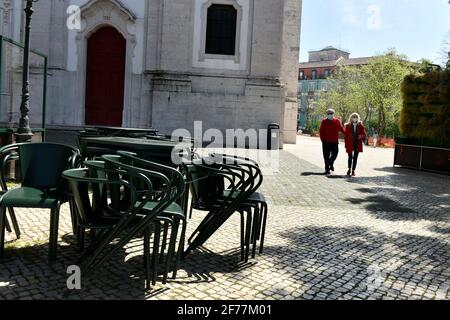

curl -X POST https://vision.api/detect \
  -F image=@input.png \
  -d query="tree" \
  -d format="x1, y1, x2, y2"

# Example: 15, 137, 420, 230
439, 31, 450, 68
315, 49, 417, 142
315, 65, 368, 124
360, 50, 416, 138
438, 31, 450, 67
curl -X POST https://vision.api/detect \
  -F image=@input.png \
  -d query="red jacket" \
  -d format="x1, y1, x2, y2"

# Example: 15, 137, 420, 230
344, 123, 367, 153
320, 118, 345, 144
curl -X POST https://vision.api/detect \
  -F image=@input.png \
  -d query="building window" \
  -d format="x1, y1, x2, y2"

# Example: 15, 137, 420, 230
205, 4, 237, 55
299, 70, 304, 80
324, 69, 331, 77
311, 70, 317, 80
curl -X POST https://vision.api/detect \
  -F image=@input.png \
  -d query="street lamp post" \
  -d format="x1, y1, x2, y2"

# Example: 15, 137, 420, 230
15, 0, 38, 143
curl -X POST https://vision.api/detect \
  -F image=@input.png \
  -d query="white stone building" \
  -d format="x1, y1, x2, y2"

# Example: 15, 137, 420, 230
0, 0, 302, 145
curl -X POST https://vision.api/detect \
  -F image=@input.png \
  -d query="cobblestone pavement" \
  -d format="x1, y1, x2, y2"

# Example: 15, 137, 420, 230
0, 136, 449, 300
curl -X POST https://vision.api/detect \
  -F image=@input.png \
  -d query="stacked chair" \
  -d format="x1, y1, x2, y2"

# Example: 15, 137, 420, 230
63, 151, 185, 289
183, 153, 268, 262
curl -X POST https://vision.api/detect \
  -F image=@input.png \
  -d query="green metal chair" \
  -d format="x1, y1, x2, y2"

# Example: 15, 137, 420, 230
62, 167, 138, 260
65, 154, 184, 289
210, 154, 267, 257
110, 151, 187, 283
184, 154, 263, 262
0, 143, 80, 261
0, 145, 21, 239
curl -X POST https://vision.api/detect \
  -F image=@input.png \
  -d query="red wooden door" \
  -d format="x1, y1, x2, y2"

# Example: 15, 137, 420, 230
85, 26, 126, 126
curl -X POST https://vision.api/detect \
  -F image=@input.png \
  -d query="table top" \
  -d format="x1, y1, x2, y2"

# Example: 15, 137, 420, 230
83, 126, 159, 133
80, 136, 192, 150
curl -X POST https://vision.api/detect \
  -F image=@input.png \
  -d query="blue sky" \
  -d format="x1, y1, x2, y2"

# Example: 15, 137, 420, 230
300, 0, 450, 64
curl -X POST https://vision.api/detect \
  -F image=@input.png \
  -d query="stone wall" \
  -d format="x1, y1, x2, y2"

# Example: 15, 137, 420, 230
1, 0, 302, 146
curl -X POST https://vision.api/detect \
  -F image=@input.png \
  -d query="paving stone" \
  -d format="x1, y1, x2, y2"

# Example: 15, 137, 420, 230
0, 138, 449, 300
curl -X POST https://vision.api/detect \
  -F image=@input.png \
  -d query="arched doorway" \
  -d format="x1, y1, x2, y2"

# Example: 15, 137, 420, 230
85, 26, 126, 126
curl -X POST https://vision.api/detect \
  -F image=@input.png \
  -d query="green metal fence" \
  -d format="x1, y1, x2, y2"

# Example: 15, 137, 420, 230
0, 35, 48, 141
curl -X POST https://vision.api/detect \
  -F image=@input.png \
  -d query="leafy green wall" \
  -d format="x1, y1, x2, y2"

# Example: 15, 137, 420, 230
400, 70, 450, 144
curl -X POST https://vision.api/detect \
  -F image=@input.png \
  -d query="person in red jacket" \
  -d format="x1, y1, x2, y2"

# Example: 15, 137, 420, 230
320, 109, 345, 174
344, 113, 367, 176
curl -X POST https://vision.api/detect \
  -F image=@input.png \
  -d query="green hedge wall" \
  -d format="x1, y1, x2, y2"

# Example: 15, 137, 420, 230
400, 69, 450, 145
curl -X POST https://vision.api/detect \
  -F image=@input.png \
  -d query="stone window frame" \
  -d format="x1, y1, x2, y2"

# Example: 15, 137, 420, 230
199, 0, 243, 64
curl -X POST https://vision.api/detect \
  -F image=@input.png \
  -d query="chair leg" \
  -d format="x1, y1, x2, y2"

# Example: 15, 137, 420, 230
143, 227, 151, 290
4, 213, 11, 233
0, 206, 6, 259
49, 203, 61, 262
69, 199, 78, 235
151, 222, 161, 286
173, 217, 186, 279
159, 221, 169, 264
259, 204, 268, 254
7, 207, 20, 239
244, 209, 253, 263
78, 226, 86, 252
164, 219, 178, 284
239, 211, 245, 261
251, 206, 260, 259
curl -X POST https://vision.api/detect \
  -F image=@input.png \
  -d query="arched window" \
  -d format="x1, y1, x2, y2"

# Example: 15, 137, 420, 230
205, 4, 237, 55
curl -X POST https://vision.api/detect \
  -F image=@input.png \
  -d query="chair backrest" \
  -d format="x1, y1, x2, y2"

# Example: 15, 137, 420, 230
18, 143, 79, 190
62, 168, 137, 226
0, 144, 19, 192
184, 161, 224, 210
116, 151, 185, 204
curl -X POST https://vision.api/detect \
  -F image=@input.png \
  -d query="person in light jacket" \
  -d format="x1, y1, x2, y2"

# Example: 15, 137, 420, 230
344, 113, 367, 177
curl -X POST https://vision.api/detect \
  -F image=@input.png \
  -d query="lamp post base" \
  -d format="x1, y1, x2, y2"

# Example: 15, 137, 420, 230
14, 132, 33, 143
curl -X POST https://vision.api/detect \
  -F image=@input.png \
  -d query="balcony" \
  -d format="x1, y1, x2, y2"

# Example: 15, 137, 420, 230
298, 79, 328, 93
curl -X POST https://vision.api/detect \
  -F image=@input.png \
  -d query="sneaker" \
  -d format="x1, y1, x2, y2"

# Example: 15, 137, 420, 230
352, 171, 356, 176
324, 170, 331, 175
347, 169, 351, 176
330, 166, 335, 172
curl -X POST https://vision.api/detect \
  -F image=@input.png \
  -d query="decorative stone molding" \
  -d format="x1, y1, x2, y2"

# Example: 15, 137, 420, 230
0, 0, 13, 37
68, 0, 138, 127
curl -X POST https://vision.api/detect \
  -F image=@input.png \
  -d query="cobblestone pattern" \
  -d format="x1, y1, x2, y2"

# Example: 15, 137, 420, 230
0, 138, 449, 300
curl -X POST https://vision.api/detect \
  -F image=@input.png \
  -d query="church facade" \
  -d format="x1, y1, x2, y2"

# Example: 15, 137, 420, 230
0, 0, 302, 144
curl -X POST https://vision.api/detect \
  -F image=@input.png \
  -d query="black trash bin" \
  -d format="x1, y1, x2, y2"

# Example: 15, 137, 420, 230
267, 123, 280, 150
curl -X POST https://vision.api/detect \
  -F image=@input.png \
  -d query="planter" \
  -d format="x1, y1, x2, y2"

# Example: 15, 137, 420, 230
394, 139, 450, 175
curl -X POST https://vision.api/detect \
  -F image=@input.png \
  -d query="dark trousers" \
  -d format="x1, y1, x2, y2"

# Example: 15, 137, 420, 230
348, 150, 359, 171
322, 142, 339, 171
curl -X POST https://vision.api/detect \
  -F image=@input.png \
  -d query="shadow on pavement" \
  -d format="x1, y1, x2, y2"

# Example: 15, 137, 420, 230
263, 225, 450, 299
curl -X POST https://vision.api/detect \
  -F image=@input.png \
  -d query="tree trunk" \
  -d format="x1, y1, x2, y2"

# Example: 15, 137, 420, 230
363, 101, 370, 124
377, 104, 386, 146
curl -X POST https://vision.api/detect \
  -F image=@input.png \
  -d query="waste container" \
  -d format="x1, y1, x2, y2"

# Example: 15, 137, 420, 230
267, 123, 280, 150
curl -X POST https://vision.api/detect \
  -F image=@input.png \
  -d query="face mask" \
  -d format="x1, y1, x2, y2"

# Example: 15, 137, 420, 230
327, 115, 334, 120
